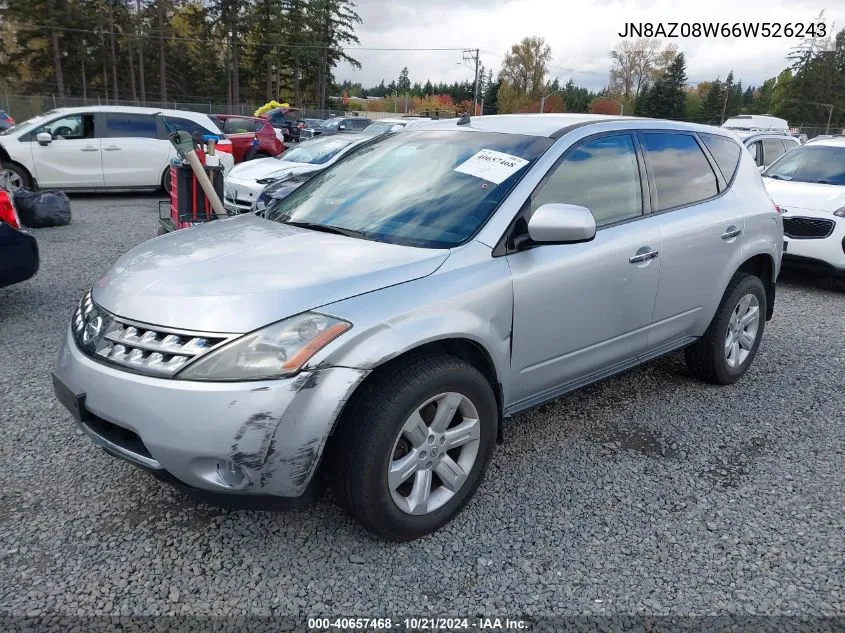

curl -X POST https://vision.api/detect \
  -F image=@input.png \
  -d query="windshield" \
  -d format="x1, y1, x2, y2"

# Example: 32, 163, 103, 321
0, 110, 57, 136
763, 145, 845, 185
319, 119, 342, 129
265, 130, 553, 248
279, 137, 356, 164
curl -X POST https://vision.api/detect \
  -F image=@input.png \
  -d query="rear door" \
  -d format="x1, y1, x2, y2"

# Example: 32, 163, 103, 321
28, 113, 103, 188
642, 131, 744, 352
761, 137, 787, 168
222, 116, 257, 162
100, 112, 169, 187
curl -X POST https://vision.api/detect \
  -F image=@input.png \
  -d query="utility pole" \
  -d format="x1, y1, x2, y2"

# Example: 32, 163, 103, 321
462, 49, 481, 115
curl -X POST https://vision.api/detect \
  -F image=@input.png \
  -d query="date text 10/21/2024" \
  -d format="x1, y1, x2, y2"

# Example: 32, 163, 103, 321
307, 617, 529, 630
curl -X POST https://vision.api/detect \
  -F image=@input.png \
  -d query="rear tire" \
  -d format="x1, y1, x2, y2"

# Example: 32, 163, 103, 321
685, 273, 767, 385
332, 354, 497, 541
161, 166, 172, 194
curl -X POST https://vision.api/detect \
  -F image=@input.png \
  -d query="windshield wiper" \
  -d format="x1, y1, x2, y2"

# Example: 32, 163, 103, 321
765, 173, 789, 181
285, 220, 369, 239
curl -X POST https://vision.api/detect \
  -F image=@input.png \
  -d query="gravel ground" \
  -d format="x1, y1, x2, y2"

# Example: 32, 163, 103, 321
0, 195, 843, 628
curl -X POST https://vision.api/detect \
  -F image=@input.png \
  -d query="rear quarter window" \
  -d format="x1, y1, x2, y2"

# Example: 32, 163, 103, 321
699, 133, 742, 183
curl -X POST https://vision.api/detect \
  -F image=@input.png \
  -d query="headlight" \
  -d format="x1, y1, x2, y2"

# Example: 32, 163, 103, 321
834, 207, 845, 218
176, 312, 351, 381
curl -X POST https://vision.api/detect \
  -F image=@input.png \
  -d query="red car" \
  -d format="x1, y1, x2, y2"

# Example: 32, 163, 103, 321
214, 114, 285, 163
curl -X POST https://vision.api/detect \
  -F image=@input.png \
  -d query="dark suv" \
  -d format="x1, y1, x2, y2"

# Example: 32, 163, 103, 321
312, 117, 372, 137
266, 107, 303, 143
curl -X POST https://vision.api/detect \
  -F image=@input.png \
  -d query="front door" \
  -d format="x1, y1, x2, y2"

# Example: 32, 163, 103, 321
29, 113, 103, 188
507, 133, 661, 407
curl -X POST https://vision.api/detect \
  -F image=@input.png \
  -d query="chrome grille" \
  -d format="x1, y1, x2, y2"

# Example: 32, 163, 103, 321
72, 289, 231, 377
783, 216, 835, 239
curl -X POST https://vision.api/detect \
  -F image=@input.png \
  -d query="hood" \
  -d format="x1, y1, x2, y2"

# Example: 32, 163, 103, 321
93, 214, 449, 333
762, 178, 845, 213
227, 157, 315, 181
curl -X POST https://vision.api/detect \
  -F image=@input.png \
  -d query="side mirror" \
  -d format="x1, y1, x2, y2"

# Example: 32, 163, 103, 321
36, 132, 52, 146
527, 203, 597, 244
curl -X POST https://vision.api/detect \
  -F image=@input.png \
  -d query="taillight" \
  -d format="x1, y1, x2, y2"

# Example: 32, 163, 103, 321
0, 190, 22, 229
298, 122, 305, 129
215, 141, 233, 154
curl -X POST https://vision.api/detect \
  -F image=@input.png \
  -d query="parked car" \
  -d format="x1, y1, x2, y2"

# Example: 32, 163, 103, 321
733, 130, 800, 169
265, 107, 303, 143
723, 114, 790, 132
762, 136, 845, 284
0, 106, 234, 192
311, 116, 372, 137
0, 184, 39, 288
362, 117, 432, 135
53, 114, 781, 541
300, 118, 325, 140
213, 114, 284, 163
0, 110, 14, 131
224, 134, 372, 213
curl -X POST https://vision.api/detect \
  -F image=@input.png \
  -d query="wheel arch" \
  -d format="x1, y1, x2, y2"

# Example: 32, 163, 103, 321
736, 252, 776, 320
317, 337, 505, 485
0, 152, 36, 189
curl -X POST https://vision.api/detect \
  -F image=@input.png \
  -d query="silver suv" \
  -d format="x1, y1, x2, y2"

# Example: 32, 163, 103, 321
53, 114, 783, 540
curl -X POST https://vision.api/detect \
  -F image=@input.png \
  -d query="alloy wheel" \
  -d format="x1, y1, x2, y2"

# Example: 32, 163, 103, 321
724, 293, 760, 368
1, 169, 23, 191
388, 392, 481, 515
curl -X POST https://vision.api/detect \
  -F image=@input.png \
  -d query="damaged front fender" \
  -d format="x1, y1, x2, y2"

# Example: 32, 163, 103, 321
227, 366, 369, 496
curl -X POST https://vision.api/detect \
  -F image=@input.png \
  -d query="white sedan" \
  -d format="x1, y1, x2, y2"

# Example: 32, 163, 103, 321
762, 137, 845, 284
223, 134, 371, 213
0, 106, 233, 192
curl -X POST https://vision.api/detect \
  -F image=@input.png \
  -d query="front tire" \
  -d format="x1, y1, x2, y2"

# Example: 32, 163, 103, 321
685, 272, 767, 385
333, 354, 497, 541
1, 162, 31, 191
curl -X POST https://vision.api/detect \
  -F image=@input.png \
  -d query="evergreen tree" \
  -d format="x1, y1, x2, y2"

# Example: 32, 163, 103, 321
699, 79, 725, 123
396, 66, 410, 93
423, 79, 433, 96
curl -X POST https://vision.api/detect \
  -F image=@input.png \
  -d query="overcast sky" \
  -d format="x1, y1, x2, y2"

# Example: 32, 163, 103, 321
335, 0, 843, 91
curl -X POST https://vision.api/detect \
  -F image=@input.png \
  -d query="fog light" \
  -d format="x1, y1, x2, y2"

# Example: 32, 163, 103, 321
217, 460, 247, 488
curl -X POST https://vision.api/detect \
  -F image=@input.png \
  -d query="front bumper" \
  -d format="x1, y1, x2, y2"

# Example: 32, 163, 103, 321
781, 209, 845, 272
223, 176, 264, 214
55, 327, 368, 497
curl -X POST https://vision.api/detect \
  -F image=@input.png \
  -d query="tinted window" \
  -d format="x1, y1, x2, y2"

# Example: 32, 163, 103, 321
266, 131, 553, 248
105, 113, 157, 138
783, 138, 799, 150
642, 133, 717, 210
351, 119, 369, 130
700, 133, 741, 182
762, 138, 786, 165
533, 134, 642, 226
763, 145, 845, 185
164, 117, 215, 138
34, 114, 95, 140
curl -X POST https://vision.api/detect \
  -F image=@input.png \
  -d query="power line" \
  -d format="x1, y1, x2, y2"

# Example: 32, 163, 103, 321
31, 25, 474, 51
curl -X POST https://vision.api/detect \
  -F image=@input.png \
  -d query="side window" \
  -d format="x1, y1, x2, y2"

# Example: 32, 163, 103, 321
783, 138, 798, 152
104, 113, 157, 138
166, 117, 214, 138
223, 118, 253, 134
35, 114, 95, 140
642, 132, 718, 211
699, 133, 741, 183
353, 119, 368, 130
762, 138, 786, 165
532, 134, 642, 227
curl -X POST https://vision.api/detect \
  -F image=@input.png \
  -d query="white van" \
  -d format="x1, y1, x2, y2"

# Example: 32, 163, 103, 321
723, 115, 789, 132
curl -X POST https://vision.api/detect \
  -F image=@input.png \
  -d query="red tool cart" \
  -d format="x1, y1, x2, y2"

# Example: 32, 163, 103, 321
157, 133, 227, 235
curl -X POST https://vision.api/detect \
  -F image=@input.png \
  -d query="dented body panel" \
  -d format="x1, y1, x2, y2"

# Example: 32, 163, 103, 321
56, 327, 367, 496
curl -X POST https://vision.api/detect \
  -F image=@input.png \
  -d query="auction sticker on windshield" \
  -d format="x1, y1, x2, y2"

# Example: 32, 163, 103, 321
454, 149, 529, 185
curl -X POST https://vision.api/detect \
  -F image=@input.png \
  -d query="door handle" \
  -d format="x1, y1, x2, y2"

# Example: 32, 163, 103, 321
721, 227, 742, 240
80, 146, 99, 152
629, 249, 659, 264
103, 146, 121, 151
